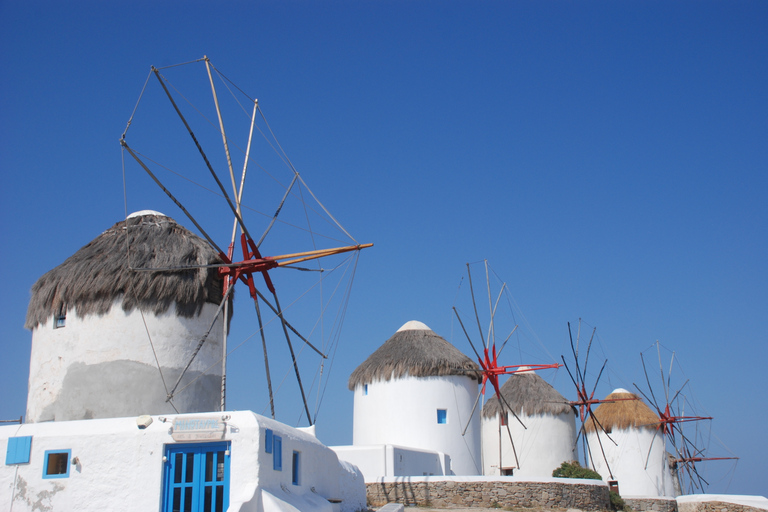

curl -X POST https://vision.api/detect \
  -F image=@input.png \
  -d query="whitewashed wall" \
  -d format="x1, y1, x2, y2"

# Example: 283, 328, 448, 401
1, 411, 364, 512
352, 374, 481, 476
586, 426, 675, 497
331, 444, 449, 482
27, 299, 225, 422
482, 410, 577, 478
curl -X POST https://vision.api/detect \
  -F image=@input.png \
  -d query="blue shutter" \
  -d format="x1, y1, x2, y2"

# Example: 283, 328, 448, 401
5, 436, 33, 465
292, 451, 300, 485
265, 429, 273, 454
437, 409, 447, 424
273, 436, 282, 471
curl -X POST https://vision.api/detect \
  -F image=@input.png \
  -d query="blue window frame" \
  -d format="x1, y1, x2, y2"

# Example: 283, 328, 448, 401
5, 436, 32, 465
291, 451, 300, 485
43, 449, 71, 478
265, 429, 273, 454
273, 435, 282, 471
163, 442, 230, 512
437, 409, 447, 424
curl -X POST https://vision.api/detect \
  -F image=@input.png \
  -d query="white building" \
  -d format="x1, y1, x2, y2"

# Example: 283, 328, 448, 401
585, 388, 675, 497
338, 320, 482, 479
1, 411, 365, 512
481, 368, 577, 478
3, 212, 366, 512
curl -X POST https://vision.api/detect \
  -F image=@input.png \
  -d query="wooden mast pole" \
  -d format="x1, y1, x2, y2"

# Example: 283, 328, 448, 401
206, 55, 241, 412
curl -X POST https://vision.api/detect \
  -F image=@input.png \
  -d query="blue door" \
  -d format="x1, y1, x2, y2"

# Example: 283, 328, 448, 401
163, 442, 230, 512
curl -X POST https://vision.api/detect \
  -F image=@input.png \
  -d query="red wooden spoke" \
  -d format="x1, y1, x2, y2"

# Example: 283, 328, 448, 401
477, 344, 561, 400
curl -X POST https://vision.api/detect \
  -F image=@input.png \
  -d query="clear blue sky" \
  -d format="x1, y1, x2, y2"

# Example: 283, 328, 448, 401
1, 1, 766, 496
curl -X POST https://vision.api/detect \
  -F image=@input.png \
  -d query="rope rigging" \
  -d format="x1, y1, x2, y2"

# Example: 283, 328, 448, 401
121, 56, 371, 426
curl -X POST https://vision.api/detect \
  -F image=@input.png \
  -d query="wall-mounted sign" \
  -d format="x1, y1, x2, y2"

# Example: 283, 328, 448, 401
171, 417, 226, 442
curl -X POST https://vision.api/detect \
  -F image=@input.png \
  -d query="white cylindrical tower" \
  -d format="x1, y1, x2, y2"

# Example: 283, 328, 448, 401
585, 388, 675, 497
348, 321, 482, 475
24, 211, 229, 422
481, 368, 577, 477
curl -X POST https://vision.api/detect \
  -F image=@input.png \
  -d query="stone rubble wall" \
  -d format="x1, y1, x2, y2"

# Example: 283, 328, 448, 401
366, 479, 610, 510
624, 497, 678, 512
678, 501, 767, 512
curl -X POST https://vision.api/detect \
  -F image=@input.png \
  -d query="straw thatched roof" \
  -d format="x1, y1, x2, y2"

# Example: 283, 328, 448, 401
348, 320, 481, 390
583, 388, 660, 433
482, 368, 574, 418
25, 212, 227, 329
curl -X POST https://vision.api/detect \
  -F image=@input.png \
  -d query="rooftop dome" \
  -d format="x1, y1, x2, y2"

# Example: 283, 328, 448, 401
482, 369, 573, 417
583, 389, 660, 433
25, 212, 226, 329
348, 320, 480, 389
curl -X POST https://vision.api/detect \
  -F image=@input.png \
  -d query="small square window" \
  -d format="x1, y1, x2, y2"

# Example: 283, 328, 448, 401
43, 450, 71, 478
54, 314, 66, 329
265, 429, 273, 454
437, 409, 447, 424
5, 436, 33, 465
291, 451, 300, 485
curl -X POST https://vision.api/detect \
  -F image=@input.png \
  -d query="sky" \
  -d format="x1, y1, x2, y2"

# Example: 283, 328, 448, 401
1, 0, 766, 497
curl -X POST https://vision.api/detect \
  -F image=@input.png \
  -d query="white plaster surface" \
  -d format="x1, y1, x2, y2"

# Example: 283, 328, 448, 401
1, 410, 364, 512
481, 409, 577, 478
352, 374, 481, 476
332, 444, 449, 482
586, 426, 674, 497
27, 299, 225, 422
337, 461, 367, 512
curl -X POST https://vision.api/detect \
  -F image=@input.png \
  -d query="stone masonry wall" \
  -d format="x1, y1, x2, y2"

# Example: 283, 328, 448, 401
366, 479, 610, 510
678, 501, 767, 512
624, 497, 678, 512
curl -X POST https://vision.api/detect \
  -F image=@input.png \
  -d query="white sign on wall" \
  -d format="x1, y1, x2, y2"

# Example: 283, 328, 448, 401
172, 417, 226, 441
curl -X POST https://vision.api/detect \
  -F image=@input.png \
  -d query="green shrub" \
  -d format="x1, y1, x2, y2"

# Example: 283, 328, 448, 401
610, 490, 629, 511
552, 460, 602, 480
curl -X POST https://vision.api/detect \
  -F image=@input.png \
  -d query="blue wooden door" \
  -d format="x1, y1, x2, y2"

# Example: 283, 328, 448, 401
163, 442, 230, 512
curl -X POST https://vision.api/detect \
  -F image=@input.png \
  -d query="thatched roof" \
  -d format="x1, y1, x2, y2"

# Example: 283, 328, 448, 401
482, 368, 574, 418
348, 320, 481, 390
25, 212, 227, 329
583, 388, 660, 433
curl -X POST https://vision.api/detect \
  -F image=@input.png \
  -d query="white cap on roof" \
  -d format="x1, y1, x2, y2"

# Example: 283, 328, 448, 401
127, 210, 166, 218
396, 320, 431, 332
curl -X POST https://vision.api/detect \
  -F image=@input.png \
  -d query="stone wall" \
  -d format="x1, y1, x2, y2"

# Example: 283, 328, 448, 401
366, 478, 610, 510
678, 501, 767, 512
624, 497, 678, 512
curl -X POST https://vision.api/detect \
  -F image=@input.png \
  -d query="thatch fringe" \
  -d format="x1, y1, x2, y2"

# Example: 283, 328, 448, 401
482, 371, 574, 417
583, 391, 659, 433
348, 327, 480, 390
25, 214, 226, 330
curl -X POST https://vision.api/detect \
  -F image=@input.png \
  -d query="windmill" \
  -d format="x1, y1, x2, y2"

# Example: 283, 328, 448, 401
451, 260, 561, 474
633, 341, 738, 494
119, 56, 371, 426
559, 319, 640, 482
